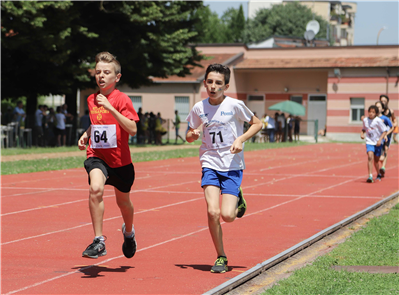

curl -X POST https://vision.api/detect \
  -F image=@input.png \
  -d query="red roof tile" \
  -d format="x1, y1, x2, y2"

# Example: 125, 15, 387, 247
235, 56, 399, 69
151, 53, 237, 82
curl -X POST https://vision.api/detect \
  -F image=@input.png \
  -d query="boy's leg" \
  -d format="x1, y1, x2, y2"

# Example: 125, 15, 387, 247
204, 185, 225, 257
367, 151, 374, 176
220, 194, 239, 223
115, 188, 137, 258
88, 169, 107, 237
115, 188, 134, 233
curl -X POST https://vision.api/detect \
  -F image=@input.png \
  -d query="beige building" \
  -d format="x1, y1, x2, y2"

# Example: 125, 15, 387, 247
79, 44, 398, 142
248, 0, 357, 46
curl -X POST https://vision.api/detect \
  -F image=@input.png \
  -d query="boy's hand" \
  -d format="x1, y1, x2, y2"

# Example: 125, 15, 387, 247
78, 133, 89, 150
360, 133, 365, 139
376, 140, 382, 146
191, 129, 200, 141
96, 94, 113, 111
230, 138, 243, 154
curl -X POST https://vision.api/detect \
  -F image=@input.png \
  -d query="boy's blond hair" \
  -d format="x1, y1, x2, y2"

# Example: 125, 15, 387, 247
95, 52, 121, 75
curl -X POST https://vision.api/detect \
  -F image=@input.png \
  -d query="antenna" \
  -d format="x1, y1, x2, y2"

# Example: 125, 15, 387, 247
304, 30, 316, 41
306, 20, 320, 35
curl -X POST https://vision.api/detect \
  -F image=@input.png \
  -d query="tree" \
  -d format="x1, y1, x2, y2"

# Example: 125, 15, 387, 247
243, 2, 328, 44
1, 1, 204, 123
193, 4, 245, 44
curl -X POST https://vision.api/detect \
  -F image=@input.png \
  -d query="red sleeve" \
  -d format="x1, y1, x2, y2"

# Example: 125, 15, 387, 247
118, 93, 139, 122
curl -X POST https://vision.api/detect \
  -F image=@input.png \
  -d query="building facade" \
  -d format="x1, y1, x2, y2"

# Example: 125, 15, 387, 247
79, 44, 398, 142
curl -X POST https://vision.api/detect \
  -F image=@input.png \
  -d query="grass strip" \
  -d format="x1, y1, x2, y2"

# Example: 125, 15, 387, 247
1, 141, 309, 175
262, 203, 399, 295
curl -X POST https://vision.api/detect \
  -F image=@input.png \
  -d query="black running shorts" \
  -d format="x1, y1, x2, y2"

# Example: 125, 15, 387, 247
84, 157, 135, 193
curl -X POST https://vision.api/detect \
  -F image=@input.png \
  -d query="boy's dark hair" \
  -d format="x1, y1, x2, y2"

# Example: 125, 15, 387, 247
380, 94, 389, 102
368, 105, 379, 115
375, 101, 385, 113
205, 64, 231, 84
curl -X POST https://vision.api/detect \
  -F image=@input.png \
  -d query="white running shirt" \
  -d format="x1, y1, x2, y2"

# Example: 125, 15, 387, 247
186, 96, 254, 171
362, 116, 387, 145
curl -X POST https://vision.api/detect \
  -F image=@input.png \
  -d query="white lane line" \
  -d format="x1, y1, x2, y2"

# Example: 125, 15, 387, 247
1, 197, 203, 246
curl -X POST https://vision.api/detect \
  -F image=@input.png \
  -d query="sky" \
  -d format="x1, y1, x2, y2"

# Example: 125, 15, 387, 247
203, 0, 399, 45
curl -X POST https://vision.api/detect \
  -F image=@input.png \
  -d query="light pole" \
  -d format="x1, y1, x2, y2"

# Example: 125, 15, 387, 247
377, 26, 387, 45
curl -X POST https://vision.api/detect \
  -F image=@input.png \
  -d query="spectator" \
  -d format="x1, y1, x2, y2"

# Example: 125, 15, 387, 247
266, 113, 276, 142
148, 112, 156, 144
55, 106, 66, 146
13, 100, 26, 124
136, 107, 145, 144
155, 112, 166, 145
274, 112, 281, 143
173, 110, 185, 144
260, 114, 268, 142
80, 110, 91, 130
34, 105, 46, 146
294, 116, 301, 142
287, 114, 293, 142
46, 107, 57, 146
278, 113, 286, 142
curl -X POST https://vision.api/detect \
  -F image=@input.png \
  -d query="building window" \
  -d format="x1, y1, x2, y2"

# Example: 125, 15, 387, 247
350, 97, 364, 122
175, 96, 190, 118
290, 95, 303, 105
248, 95, 264, 101
129, 96, 142, 111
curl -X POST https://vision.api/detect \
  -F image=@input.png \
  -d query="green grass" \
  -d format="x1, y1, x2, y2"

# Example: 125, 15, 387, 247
1, 141, 309, 175
262, 203, 399, 295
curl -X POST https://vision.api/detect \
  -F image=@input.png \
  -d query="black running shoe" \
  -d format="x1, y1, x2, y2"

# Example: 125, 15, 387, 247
82, 237, 107, 258
122, 223, 137, 259
376, 174, 382, 181
379, 168, 385, 178
237, 187, 247, 218
366, 176, 374, 183
211, 256, 228, 273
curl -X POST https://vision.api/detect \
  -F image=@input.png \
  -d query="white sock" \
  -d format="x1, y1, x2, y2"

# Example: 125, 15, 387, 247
124, 225, 135, 238
369, 174, 373, 178
95, 236, 105, 242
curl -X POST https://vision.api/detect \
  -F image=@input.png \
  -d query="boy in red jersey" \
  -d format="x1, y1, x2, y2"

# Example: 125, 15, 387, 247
78, 52, 139, 259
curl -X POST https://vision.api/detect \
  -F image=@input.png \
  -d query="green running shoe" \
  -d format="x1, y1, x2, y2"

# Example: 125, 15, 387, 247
237, 187, 247, 218
366, 176, 374, 183
211, 256, 228, 273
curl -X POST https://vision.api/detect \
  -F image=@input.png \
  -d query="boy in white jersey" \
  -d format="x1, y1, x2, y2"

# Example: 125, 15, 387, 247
186, 64, 262, 273
360, 105, 387, 183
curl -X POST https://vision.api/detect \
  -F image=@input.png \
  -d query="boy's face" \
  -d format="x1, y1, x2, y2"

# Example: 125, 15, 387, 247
95, 61, 121, 94
203, 72, 229, 103
376, 103, 383, 114
368, 109, 377, 119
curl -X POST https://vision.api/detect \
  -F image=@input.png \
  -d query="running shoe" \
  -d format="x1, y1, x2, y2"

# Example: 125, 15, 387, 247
82, 237, 107, 258
211, 256, 228, 273
366, 176, 374, 183
237, 187, 247, 218
122, 223, 137, 259
376, 174, 382, 181
379, 167, 385, 178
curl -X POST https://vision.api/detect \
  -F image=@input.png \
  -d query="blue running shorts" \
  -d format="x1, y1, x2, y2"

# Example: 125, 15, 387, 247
366, 144, 383, 157
201, 168, 243, 197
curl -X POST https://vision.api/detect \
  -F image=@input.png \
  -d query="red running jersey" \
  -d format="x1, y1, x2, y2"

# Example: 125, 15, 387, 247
86, 89, 139, 168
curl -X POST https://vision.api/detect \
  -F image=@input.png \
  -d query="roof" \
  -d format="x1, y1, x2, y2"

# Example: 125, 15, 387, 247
151, 53, 240, 83
234, 56, 399, 69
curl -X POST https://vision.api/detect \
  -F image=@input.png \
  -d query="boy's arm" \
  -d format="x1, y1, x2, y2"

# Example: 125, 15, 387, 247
78, 125, 91, 150
230, 115, 263, 154
377, 131, 387, 146
360, 129, 365, 139
96, 94, 137, 136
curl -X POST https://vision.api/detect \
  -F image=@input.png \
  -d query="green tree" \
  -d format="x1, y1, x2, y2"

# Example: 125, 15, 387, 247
243, 2, 328, 44
1, 1, 204, 123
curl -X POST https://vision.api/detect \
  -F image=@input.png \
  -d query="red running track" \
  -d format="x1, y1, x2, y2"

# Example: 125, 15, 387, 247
1, 143, 398, 294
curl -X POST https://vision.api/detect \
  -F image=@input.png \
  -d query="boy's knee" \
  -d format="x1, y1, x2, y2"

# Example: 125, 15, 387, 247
221, 212, 235, 223
89, 184, 104, 199
207, 208, 221, 221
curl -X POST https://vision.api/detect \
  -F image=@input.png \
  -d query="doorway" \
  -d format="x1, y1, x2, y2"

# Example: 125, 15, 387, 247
246, 95, 265, 118
307, 94, 327, 135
